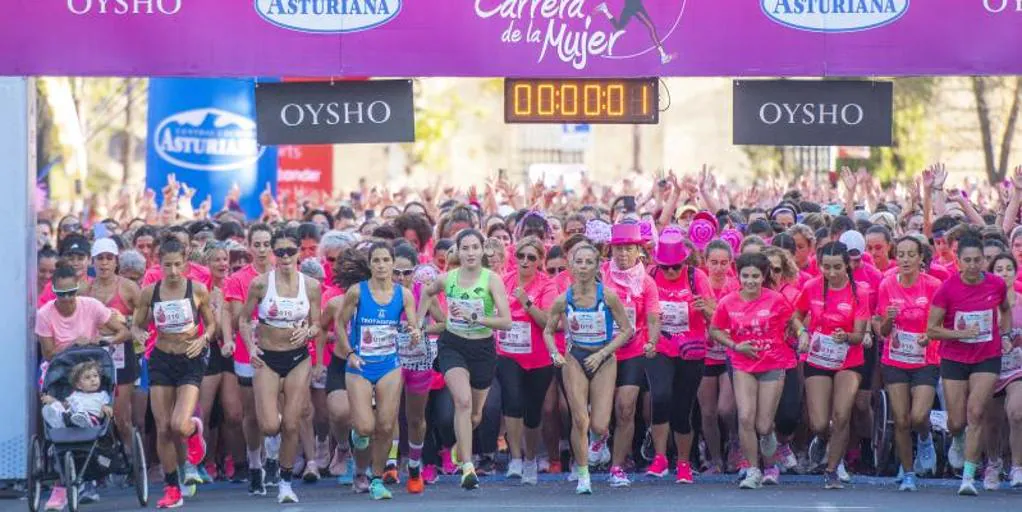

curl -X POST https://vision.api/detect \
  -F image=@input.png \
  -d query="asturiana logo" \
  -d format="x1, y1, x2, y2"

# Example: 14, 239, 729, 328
154, 108, 265, 172
761, 0, 909, 33
255, 0, 401, 33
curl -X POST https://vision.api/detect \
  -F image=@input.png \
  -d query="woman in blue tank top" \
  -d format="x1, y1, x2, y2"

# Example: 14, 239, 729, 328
543, 241, 633, 495
335, 242, 420, 501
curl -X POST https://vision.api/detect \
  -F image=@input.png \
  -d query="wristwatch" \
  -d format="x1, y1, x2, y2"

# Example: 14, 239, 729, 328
470, 312, 479, 325
524, 299, 534, 310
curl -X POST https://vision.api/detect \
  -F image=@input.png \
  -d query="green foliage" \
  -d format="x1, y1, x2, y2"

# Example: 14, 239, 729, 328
866, 77, 936, 185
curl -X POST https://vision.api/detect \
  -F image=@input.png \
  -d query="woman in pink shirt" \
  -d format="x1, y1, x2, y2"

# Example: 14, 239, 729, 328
985, 253, 1022, 488
795, 242, 870, 490
496, 236, 557, 483
927, 233, 1011, 496
697, 240, 740, 474
874, 236, 943, 491
601, 223, 660, 488
645, 235, 712, 483
710, 253, 809, 490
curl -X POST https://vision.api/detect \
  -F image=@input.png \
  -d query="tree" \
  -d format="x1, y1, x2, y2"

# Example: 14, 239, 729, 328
865, 77, 937, 184
972, 76, 1022, 185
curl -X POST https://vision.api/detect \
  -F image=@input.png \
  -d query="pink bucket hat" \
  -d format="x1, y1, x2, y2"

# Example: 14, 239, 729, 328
610, 223, 643, 246
654, 234, 689, 266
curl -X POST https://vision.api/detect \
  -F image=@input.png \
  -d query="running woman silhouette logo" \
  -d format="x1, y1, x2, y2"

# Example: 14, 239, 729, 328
474, 0, 686, 71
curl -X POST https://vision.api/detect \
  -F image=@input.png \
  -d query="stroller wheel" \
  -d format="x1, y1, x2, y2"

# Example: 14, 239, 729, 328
64, 452, 79, 512
27, 436, 43, 512
131, 428, 149, 507
871, 389, 895, 476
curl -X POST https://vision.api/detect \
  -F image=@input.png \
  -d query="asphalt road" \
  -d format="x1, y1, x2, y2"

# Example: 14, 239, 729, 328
3, 475, 1020, 512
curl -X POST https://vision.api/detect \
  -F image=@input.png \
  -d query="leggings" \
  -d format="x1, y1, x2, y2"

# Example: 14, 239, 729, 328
496, 357, 554, 429
775, 367, 803, 438
647, 355, 705, 434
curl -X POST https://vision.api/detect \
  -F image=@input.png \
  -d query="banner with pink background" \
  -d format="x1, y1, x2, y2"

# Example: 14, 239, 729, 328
2, 1, 1021, 77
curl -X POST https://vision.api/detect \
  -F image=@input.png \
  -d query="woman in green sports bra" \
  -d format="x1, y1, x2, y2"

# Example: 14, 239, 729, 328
417, 229, 512, 490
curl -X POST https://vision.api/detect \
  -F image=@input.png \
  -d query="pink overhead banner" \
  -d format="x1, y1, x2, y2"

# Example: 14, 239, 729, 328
2, 1, 1022, 77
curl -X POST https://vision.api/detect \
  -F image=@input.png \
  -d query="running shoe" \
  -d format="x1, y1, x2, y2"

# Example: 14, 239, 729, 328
660, 52, 675, 65
702, 462, 722, 475
738, 467, 762, 489
736, 459, 751, 480
675, 460, 694, 484
984, 460, 1002, 491
224, 456, 239, 483
79, 481, 100, 503
353, 474, 370, 494
915, 434, 937, 476
726, 441, 742, 473
589, 435, 610, 466
201, 462, 216, 483
277, 481, 298, 504
44, 486, 67, 512
315, 437, 331, 470
824, 471, 843, 490
369, 478, 393, 500
461, 468, 480, 490
568, 463, 580, 482
836, 461, 851, 483
329, 447, 346, 477
576, 474, 592, 495
475, 454, 496, 476
264, 458, 280, 487
537, 455, 550, 473
899, 473, 918, 492
547, 460, 563, 474
156, 485, 183, 509
594, 2, 610, 18
382, 462, 400, 484
523, 459, 539, 485
422, 464, 439, 485
182, 463, 202, 486
895, 466, 905, 484
407, 468, 425, 494
808, 436, 827, 471
762, 465, 780, 486
776, 443, 798, 472
303, 461, 321, 483
608, 466, 631, 488
440, 448, 458, 475
958, 478, 978, 496
248, 467, 266, 496
186, 417, 207, 466
1010, 466, 1022, 488
646, 454, 669, 478
337, 457, 355, 485
759, 432, 778, 460
948, 432, 966, 470
506, 458, 524, 479
180, 483, 196, 498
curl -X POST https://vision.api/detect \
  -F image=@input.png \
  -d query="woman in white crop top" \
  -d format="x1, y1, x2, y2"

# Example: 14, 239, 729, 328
239, 228, 322, 504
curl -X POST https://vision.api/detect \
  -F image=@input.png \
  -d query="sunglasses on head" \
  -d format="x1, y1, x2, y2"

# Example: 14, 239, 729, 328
273, 247, 299, 258
54, 287, 79, 298
546, 266, 566, 275
516, 252, 539, 263
393, 268, 414, 278
659, 263, 683, 272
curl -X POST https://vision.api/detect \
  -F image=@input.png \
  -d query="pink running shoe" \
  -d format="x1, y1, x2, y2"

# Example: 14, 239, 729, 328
675, 461, 694, 484
646, 454, 669, 478
186, 417, 207, 466
440, 448, 458, 475
422, 464, 439, 485
762, 465, 780, 485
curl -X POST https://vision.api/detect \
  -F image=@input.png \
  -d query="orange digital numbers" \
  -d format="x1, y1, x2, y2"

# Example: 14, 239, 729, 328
505, 78, 658, 124
514, 83, 531, 116
537, 84, 555, 115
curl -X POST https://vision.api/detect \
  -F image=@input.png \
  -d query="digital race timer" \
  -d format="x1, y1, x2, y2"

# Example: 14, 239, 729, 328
504, 78, 659, 124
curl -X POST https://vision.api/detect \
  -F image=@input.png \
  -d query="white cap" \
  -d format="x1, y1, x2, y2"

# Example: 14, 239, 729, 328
91, 237, 119, 257
839, 230, 866, 256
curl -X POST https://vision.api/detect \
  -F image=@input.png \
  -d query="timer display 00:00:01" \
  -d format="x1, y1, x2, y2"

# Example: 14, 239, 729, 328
504, 78, 659, 124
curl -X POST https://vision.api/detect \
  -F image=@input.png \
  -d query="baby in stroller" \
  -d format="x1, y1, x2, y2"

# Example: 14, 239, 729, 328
41, 359, 112, 429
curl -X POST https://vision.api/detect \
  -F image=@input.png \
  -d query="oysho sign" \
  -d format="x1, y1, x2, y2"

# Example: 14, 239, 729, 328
733, 80, 893, 147
154, 108, 265, 171
255, 0, 402, 33
67, 0, 182, 15
255, 80, 415, 145
761, 0, 909, 32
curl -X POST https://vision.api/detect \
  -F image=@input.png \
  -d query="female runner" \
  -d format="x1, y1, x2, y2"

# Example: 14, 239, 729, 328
875, 236, 942, 491
709, 253, 809, 489
795, 242, 870, 489
133, 237, 216, 509
544, 241, 633, 494
986, 253, 1022, 488
927, 234, 1011, 496
239, 229, 322, 504
335, 242, 420, 500
417, 229, 512, 490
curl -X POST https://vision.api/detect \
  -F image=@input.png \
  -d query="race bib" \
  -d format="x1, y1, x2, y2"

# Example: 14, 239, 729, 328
890, 330, 926, 366
660, 301, 690, 335
954, 310, 993, 344
807, 333, 849, 370
359, 325, 398, 357
109, 343, 126, 370
706, 342, 728, 362
613, 306, 637, 336
398, 329, 428, 363
567, 310, 608, 345
311, 369, 327, 389
1002, 347, 1022, 378
498, 321, 532, 354
154, 299, 194, 333
449, 298, 485, 333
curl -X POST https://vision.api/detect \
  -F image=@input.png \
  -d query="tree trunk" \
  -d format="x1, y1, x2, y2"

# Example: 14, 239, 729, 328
972, 77, 998, 184
972, 77, 1022, 185
997, 76, 1022, 182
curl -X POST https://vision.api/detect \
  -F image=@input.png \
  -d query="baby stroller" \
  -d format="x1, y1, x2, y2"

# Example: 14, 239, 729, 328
27, 345, 148, 512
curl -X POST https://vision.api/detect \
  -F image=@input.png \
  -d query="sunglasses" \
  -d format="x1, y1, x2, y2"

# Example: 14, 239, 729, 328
273, 247, 299, 258
60, 223, 82, 233
516, 252, 539, 263
393, 268, 415, 278
546, 266, 566, 275
659, 264, 683, 272
54, 287, 79, 298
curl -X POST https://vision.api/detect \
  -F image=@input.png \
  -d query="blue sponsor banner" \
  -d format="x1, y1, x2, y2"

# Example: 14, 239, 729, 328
146, 78, 277, 219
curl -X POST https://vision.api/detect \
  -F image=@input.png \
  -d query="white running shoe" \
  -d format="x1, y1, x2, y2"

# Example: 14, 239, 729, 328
1010, 466, 1022, 488
506, 459, 523, 479
958, 478, 978, 496
277, 482, 299, 504
522, 459, 538, 485
836, 461, 851, 483
739, 467, 762, 489
576, 474, 592, 495
983, 460, 1002, 491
